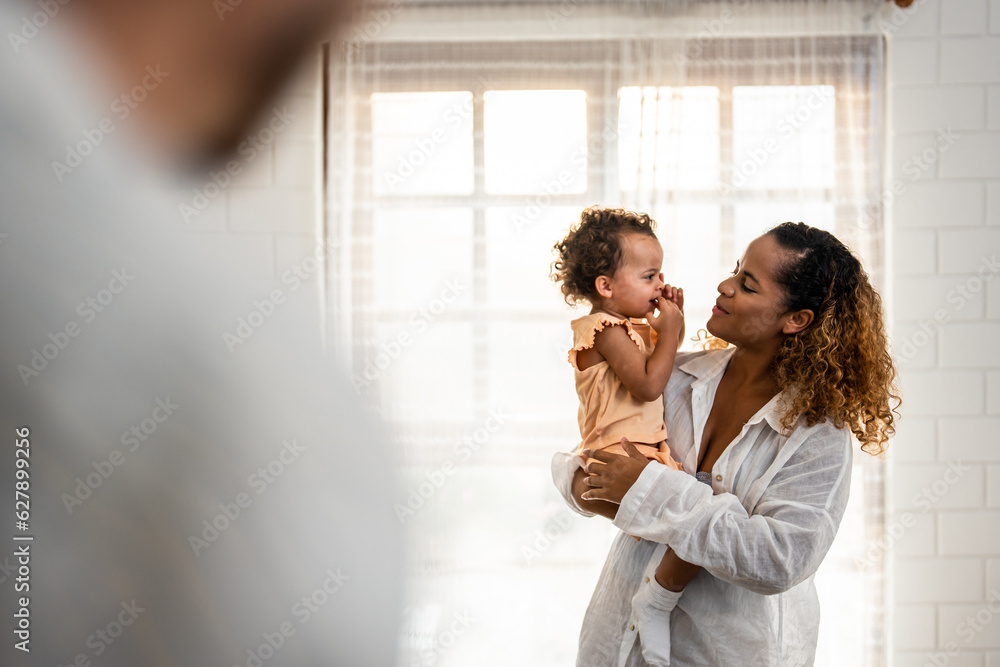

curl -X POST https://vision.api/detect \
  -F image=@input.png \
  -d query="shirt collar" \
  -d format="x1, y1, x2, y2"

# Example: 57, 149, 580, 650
678, 347, 789, 434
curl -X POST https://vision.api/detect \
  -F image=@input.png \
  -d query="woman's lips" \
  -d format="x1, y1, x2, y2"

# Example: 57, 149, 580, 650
713, 304, 728, 315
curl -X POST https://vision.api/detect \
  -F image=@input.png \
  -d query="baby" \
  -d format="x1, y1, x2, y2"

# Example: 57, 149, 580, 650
551, 206, 709, 666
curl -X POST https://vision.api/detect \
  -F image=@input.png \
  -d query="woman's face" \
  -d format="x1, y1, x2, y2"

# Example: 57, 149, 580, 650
707, 234, 802, 347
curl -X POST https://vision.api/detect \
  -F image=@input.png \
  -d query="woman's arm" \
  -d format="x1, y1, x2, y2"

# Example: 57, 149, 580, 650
587, 426, 853, 595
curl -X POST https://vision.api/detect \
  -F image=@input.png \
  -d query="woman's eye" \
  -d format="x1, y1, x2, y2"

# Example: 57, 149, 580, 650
741, 282, 756, 294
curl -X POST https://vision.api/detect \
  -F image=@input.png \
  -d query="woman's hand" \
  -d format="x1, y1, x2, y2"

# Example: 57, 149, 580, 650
580, 438, 652, 505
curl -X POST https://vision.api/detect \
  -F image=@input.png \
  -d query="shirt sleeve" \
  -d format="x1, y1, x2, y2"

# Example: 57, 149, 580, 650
612, 423, 853, 595
551, 450, 596, 517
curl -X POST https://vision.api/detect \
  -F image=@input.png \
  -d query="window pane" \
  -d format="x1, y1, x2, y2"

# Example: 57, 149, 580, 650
371, 208, 473, 312
732, 85, 835, 190
486, 321, 579, 421
373, 321, 475, 422
371, 92, 474, 196
484, 206, 580, 311
484, 90, 587, 195
619, 86, 720, 192
652, 204, 722, 348
733, 202, 835, 264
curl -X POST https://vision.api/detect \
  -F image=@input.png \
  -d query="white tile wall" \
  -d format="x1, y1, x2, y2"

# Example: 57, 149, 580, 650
896, 230, 938, 274
937, 418, 1000, 460
893, 86, 986, 132
896, 558, 985, 602
890, 2, 1000, 662
181, 51, 323, 294
942, 2, 989, 36
895, 602, 938, 649
894, 181, 986, 229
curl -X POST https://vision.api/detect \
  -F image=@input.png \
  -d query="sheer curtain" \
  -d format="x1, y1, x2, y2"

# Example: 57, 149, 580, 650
324, 2, 889, 665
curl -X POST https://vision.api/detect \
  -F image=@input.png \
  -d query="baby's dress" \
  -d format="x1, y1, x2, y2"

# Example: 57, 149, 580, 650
570, 312, 683, 471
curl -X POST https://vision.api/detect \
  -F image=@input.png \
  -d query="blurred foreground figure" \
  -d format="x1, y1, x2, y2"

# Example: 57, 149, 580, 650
0, 1, 401, 665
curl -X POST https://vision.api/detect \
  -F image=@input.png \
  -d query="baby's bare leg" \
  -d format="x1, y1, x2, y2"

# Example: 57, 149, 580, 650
654, 547, 702, 592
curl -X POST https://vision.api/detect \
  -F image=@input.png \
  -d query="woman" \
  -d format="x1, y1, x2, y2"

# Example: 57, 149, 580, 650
552, 222, 899, 666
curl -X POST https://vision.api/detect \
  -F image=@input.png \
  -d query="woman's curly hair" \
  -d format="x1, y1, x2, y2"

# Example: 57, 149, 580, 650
551, 206, 657, 306
767, 222, 901, 456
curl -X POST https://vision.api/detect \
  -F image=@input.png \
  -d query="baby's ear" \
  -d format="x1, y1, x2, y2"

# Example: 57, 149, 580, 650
595, 275, 613, 299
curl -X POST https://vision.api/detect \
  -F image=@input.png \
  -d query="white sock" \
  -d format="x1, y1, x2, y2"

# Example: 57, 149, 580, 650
630, 576, 682, 667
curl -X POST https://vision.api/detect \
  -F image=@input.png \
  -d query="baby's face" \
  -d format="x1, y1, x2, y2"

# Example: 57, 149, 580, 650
607, 234, 665, 318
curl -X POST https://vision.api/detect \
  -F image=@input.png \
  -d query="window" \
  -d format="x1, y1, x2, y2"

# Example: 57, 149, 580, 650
326, 35, 885, 666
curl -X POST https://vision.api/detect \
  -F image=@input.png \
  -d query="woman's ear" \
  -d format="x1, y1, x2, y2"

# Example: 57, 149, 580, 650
595, 275, 614, 299
782, 309, 815, 335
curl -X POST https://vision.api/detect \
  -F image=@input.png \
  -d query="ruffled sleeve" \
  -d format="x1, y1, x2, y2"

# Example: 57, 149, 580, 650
568, 312, 644, 368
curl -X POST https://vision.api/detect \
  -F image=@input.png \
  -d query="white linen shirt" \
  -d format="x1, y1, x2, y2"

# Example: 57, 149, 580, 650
551, 347, 853, 667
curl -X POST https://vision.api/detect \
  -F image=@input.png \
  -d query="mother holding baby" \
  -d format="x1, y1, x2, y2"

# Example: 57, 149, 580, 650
552, 221, 899, 666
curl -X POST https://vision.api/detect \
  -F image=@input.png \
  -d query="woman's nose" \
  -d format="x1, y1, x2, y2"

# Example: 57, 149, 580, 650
718, 276, 735, 296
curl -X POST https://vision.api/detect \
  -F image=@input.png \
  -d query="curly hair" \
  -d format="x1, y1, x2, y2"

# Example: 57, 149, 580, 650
551, 206, 657, 306
766, 222, 900, 456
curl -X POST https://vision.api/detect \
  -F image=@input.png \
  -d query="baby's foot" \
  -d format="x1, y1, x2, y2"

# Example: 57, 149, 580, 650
629, 577, 681, 666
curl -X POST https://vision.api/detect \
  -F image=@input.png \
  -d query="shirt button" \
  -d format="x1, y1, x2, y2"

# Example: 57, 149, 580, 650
645, 577, 650, 583
629, 624, 635, 631
715, 474, 723, 482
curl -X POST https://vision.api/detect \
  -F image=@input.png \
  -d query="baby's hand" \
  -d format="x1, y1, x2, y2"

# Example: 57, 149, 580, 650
647, 296, 683, 336
661, 282, 684, 312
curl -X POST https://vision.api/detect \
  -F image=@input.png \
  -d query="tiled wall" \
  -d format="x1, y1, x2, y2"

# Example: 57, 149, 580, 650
180, 51, 325, 327
888, 1, 1000, 665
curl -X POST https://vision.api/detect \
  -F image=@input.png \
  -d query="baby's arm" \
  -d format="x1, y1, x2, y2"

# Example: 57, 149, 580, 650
592, 299, 683, 402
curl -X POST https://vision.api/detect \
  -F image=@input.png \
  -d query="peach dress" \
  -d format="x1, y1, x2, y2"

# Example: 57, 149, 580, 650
569, 312, 683, 471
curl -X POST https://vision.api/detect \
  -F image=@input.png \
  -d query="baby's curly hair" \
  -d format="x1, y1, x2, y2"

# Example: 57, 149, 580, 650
551, 206, 657, 306
766, 222, 901, 457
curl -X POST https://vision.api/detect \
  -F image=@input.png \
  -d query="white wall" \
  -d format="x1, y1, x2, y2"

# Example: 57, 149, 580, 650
179, 51, 326, 333
887, 1, 1000, 665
